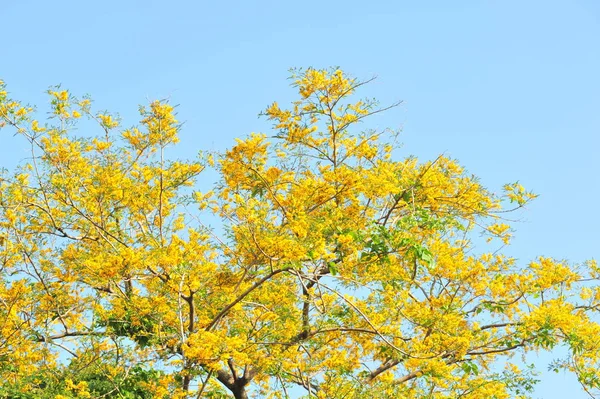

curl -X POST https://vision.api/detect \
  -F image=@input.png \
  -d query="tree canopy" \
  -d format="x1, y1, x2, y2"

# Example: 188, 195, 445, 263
0, 69, 599, 399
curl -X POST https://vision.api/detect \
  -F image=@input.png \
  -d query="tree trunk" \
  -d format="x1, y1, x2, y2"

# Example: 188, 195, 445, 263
215, 364, 255, 399
232, 385, 248, 399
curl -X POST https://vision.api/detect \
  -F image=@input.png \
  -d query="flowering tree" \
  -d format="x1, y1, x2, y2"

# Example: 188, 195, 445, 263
0, 69, 598, 399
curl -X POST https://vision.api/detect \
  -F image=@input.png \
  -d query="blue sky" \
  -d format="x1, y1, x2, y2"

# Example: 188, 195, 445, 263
1, 1, 599, 397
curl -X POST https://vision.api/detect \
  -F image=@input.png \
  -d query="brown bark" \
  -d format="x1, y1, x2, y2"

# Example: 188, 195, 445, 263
215, 363, 256, 399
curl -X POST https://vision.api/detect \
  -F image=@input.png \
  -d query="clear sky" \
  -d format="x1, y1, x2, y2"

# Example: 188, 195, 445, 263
1, 1, 599, 397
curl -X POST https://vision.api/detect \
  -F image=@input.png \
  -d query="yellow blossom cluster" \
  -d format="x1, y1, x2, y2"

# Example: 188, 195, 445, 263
0, 69, 597, 398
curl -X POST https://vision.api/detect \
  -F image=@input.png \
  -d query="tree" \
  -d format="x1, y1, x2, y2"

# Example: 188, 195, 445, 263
0, 68, 598, 399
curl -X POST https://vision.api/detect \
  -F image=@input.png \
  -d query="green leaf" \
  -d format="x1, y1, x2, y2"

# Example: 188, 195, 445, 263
328, 261, 339, 276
